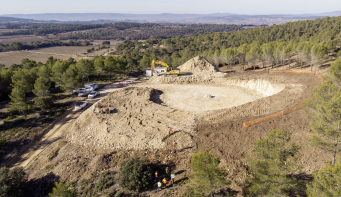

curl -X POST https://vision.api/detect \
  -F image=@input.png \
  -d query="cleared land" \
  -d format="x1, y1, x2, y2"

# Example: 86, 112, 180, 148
0, 46, 108, 66
6, 56, 328, 196
0, 35, 46, 44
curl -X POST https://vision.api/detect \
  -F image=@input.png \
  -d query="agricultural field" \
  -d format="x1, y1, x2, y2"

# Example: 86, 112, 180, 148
0, 45, 118, 66
0, 34, 47, 44
0, 29, 26, 33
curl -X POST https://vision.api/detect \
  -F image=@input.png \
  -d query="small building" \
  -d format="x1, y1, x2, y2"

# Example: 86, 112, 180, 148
146, 67, 167, 77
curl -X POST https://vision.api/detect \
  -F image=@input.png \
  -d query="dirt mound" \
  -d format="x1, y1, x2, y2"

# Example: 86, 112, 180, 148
226, 78, 285, 97
179, 56, 220, 74
148, 75, 226, 84
66, 87, 196, 151
149, 56, 225, 84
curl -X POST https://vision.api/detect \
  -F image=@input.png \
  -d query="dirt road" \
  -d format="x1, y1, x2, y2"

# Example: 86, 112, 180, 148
11, 78, 137, 169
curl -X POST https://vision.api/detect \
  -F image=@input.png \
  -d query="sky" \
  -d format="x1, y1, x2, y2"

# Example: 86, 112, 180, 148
0, 0, 340, 15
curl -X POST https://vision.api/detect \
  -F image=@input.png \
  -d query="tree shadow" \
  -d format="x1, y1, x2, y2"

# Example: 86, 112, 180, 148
175, 170, 186, 175
162, 130, 181, 142
180, 146, 193, 152
319, 63, 331, 69
27, 172, 60, 196
1, 137, 62, 168
110, 108, 118, 113
216, 188, 240, 197
179, 72, 194, 76
288, 172, 314, 181
162, 130, 194, 143
245, 66, 261, 72
150, 89, 165, 105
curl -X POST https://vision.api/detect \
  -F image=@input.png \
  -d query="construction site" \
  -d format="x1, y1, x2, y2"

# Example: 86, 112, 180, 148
15, 56, 331, 196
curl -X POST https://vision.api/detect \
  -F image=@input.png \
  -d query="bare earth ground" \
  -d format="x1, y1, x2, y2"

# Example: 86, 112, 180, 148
0, 35, 47, 44
0, 46, 114, 66
5, 56, 332, 196
8, 79, 137, 169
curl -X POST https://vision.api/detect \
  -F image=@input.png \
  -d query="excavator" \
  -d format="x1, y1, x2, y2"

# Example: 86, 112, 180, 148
151, 60, 180, 75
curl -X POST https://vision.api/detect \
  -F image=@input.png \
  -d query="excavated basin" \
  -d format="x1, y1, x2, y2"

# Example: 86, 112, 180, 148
153, 79, 285, 112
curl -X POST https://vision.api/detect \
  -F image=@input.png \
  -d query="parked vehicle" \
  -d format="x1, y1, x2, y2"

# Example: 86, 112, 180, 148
73, 87, 92, 96
85, 83, 98, 90
78, 90, 90, 97
88, 91, 98, 99
75, 101, 88, 110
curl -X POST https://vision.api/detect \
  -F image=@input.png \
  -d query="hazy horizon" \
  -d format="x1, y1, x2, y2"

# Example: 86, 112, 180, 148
1, 0, 340, 15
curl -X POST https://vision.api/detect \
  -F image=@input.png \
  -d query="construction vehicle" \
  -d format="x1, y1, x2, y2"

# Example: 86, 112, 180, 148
150, 60, 180, 76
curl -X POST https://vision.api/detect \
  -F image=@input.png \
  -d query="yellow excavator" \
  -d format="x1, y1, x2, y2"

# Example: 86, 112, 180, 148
151, 60, 180, 75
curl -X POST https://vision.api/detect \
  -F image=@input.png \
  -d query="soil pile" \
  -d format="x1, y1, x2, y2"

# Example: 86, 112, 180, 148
66, 87, 196, 151
226, 79, 285, 97
149, 56, 226, 84
178, 56, 221, 74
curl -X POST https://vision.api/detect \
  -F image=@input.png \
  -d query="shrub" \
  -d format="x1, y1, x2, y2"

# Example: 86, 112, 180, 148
118, 157, 155, 192
336, 50, 341, 58
54, 111, 64, 117
48, 182, 77, 197
3, 116, 13, 124
67, 181, 77, 188
115, 191, 123, 197
106, 189, 117, 197
0, 167, 27, 197
0, 113, 8, 119
33, 96, 54, 111
102, 41, 110, 45
8, 108, 19, 115
235, 65, 244, 73
15, 116, 27, 123
27, 116, 37, 120
184, 150, 230, 197
96, 177, 112, 191
28, 133, 37, 141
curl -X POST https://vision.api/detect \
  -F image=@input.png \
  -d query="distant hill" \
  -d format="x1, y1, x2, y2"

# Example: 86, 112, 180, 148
1, 11, 341, 25
0, 16, 39, 23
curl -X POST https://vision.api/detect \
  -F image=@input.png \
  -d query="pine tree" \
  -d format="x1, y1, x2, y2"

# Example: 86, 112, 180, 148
61, 64, 81, 92
244, 128, 305, 196
184, 150, 230, 197
11, 68, 38, 94
50, 60, 68, 88
246, 41, 261, 71
139, 55, 152, 71
310, 43, 328, 71
104, 55, 118, 79
32, 77, 53, 110
76, 59, 94, 83
306, 164, 341, 196
94, 56, 105, 79
221, 48, 236, 72
261, 42, 275, 69
9, 87, 31, 114
305, 78, 341, 165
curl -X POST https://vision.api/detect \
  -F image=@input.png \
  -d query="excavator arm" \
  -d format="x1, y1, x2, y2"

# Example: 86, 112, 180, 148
151, 60, 180, 75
